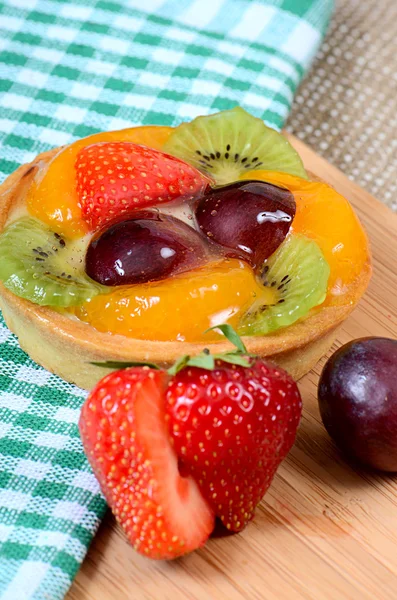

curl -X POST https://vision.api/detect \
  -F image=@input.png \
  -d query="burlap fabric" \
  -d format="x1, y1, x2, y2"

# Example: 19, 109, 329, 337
287, 0, 397, 211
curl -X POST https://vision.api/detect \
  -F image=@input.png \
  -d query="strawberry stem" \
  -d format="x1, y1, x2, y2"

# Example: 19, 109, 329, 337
91, 325, 253, 375
204, 324, 248, 354
91, 360, 160, 370
167, 325, 251, 375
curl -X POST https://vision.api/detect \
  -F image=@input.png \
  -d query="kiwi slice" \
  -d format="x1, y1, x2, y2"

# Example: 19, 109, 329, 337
163, 107, 308, 184
238, 234, 330, 336
0, 217, 105, 307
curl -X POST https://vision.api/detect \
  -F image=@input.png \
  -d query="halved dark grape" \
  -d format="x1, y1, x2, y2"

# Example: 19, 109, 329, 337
194, 180, 296, 268
86, 211, 210, 286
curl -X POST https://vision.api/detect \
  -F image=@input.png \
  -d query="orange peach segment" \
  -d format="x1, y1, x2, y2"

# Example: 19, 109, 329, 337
27, 126, 173, 238
75, 259, 275, 342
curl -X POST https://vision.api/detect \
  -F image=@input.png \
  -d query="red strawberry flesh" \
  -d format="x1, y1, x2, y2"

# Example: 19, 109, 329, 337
79, 368, 214, 559
165, 359, 302, 532
75, 142, 209, 230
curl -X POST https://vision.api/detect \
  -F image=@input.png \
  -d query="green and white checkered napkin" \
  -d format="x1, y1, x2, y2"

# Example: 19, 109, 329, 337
0, 0, 333, 597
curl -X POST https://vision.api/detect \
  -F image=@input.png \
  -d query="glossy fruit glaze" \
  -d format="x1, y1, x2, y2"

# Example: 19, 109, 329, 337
77, 174, 369, 341
19, 125, 370, 343
75, 259, 275, 342
86, 211, 212, 286
85, 179, 296, 287
240, 170, 370, 302
194, 180, 295, 268
75, 142, 209, 231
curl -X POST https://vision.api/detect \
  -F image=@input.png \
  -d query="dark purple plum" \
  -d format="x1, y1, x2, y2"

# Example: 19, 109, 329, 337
194, 180, 295, 269
318, 337, 397, 471
86, 211, 209, 286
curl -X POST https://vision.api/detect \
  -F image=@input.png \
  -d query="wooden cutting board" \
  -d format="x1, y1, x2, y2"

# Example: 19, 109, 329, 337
67, 136, 397, 600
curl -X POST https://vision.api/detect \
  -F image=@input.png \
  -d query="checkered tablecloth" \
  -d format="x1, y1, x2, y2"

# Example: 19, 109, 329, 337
0, 1, 333, 598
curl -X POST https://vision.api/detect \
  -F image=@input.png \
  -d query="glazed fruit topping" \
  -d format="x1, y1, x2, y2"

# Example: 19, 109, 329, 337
1, 108, 368, 340
238, 234, 329, 336
195, 180, 296, 268
26, 126, 173, 239
318, 337, 397, 471
75, 142, 209, 231
86, 211, 211, 286
240, 171, 370, 297
0, 217, 105, 307
79, 326, 302, 558
76, 259, 273, 342
163, 107, 308, 184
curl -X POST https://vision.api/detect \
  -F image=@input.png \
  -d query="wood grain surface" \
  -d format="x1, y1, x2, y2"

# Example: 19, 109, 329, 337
67, 136, 397, 600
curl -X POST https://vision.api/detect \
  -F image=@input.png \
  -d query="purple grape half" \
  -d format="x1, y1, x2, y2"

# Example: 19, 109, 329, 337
195, 180, 296, 268
86, 211, 210, 286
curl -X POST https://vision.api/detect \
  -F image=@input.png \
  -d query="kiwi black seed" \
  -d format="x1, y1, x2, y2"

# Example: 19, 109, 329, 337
163, 107, 308, 185
195, 143, 264, 174
0, 217, 105, 307
238, 235, 330, 336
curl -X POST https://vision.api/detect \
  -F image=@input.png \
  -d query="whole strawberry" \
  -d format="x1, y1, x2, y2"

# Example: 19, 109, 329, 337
79, 325, 302, 559
75, 142, 209, 230
165, 330, 302, 532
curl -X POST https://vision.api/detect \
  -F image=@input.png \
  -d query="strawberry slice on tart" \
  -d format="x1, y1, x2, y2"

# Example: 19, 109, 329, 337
75, 142, 210, 231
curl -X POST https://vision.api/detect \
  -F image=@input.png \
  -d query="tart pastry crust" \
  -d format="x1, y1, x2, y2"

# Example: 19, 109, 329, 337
0, 149, 371, 389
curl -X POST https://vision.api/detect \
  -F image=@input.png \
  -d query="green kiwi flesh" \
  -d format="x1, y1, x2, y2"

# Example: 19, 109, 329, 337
238, 234, 330, 336
0, 217, 105, 307
163, 107, 308, 184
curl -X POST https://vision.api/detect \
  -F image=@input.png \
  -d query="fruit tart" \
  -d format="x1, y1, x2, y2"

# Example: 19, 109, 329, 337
0, 108, 371, 389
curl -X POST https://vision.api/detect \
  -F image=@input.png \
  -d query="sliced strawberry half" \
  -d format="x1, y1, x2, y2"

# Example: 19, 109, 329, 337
75, 142, 209, 230
79, 368, 214, 559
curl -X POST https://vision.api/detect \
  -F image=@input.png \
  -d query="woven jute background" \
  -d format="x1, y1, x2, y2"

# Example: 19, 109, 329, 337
287, 0, 397, 211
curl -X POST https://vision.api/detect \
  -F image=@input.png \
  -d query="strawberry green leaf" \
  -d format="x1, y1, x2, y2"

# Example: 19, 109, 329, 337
167, 355, 191, 376
91, 360, 160, 370
168, 352, 216, 374
92, 325, 253, 377
187, 353, 215, 370
204, 324, 248, 354
214, 354, 251, 367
